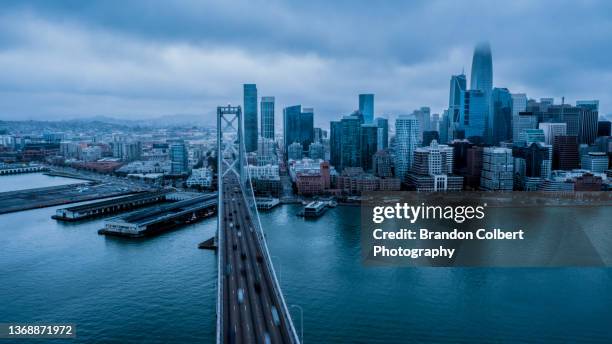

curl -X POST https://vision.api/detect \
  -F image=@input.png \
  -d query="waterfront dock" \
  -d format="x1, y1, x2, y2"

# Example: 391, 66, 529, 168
0, 164, 48, 175
52, 190, 170, 221
98, 193, 217, 237
0, 182, 138, 215
256, 197, 280, 210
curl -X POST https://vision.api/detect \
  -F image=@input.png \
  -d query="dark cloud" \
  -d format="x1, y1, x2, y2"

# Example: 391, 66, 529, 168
0, 0, 611, 125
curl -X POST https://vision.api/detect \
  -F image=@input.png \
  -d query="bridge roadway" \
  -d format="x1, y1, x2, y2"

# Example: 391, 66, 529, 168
220, 173, 296, 344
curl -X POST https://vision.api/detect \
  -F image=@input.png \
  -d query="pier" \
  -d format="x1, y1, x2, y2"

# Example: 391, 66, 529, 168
0, 182, 138, 214
99, 193, 217, 237
0, 164, 48, 175
256, 197, 280, 210
53, 191, 170, 221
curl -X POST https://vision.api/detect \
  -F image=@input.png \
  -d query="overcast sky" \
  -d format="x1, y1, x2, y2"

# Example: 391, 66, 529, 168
0, 0, 611, 126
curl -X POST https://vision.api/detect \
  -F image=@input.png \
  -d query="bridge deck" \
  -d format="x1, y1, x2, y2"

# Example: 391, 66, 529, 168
219, 173, 297, 344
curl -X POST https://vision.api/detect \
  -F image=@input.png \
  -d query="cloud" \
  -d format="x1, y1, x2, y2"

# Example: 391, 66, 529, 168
0, 0, 611, 126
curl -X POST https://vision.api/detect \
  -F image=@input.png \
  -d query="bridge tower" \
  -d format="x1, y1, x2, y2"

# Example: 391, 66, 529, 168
217, 105, 244, 186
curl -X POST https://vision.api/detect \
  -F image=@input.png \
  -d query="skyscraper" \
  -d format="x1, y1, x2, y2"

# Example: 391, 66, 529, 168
407, 140, 463, 192
491, 88, 513, 145
553, 135, 579, 170
513, 112, 538, 145
449, 74, 467, 138
394, 115, 419, 182
480, 147, 513, 191
459, 89, 488, 140
169, 140, 189, 175
283, 105, 314, 159
439, 110, 450, 144
330, 121, 342, 168
375, 117, 389, 151
422, 131, 440, 147
300, 107, 315, 151
360, 124, 378, 171
511, 93, 528, 142
260, 96, 275, 140
359, 94, 374, 124
340, 112, 363, 170
598, 121, 611, 137
512, 142, 551, 190
470, 42, 493, 143
308, 142, 325, 160
576, 100, 599, 145
413, 107, 431, 140
470, 42, 493, 96
581, 152, 608, 173
243, 84, 258, 152
538, 122, 567, 145
520, 129, 546, 146
283, 105, 301, 156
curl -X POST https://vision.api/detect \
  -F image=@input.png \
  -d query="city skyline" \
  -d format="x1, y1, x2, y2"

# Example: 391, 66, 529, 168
0, 1, 611, 125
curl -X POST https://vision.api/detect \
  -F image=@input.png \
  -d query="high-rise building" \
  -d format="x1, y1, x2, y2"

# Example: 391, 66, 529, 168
470, 42, 493, 141
465, 146, 484, 190
260, 96, 275, 140
413, 107, 431, 140
581, 152, 608, 173
527, 99, 598, 145
308, 142, 325, 160
372, 150, 393, 178
169, 140, 189, 175
491, 88, 513, 145
440, 110, 450, 144
431, 113, 440, 132
553, 135, 579, 170
512, 142, 551, 190
257, 137, 276, 166
283, 105, 314, 159
375, 117, 389, 151
539, 123, 567, 145
360, 124, 378, 172
394, 115, 420, 182
480, 147, 513, 191
576, 100, 599, 145
511, 94, 528, 118
513, 112, 538, 145
243, 84, 258, 152
422, 131, 440, 147
313, 127, 327, 143
470, 42, 493, 96
283, 105, 301, 155
287, 142, 303, 161
449, 139, 473, 175
340, 112, 364, 171
449, 74, 467, 141
406, 140, 463, 191
300, 107, 315, 150
511, 93, 528, 142
330, 121, 342, 168
359, 94, 375, 124
519, 129, 546, 146
459, 89, 488, 140
598, 121, 611, 137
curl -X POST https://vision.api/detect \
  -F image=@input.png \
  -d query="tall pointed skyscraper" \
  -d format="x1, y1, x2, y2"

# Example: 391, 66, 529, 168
469, 42, 493, 143
470, 42, 493, 94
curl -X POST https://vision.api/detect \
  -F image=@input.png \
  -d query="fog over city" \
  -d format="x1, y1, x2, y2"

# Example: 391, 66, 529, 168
0, 0, 611, 125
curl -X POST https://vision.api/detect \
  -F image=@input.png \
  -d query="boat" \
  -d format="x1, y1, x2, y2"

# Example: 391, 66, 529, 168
301, 201, 328, 218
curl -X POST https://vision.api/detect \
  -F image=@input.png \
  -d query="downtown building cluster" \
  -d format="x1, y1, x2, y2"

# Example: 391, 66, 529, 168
241, 43, 611, 196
